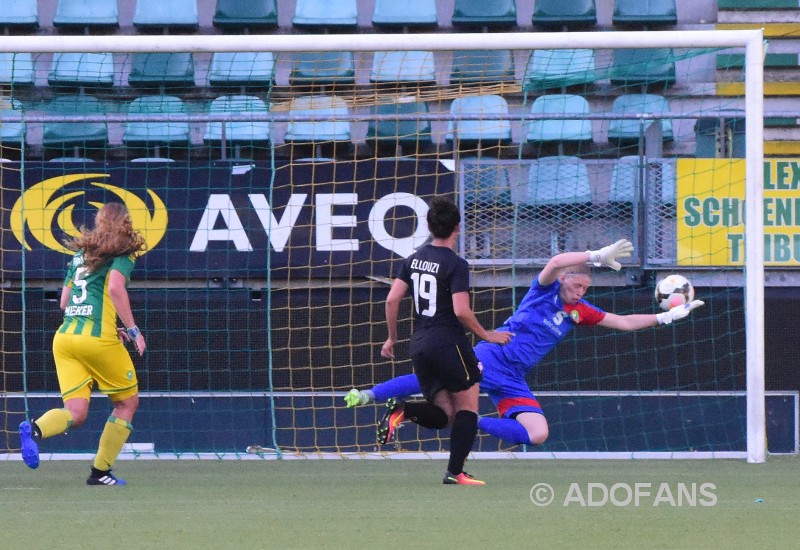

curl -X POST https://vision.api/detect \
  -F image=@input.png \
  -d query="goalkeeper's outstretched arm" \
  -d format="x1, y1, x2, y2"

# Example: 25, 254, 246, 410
539, 239, 634, 286
600, 300, 705, 331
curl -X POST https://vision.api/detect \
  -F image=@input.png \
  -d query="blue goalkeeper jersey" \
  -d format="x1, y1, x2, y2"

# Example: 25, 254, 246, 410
474, 277, 606, 378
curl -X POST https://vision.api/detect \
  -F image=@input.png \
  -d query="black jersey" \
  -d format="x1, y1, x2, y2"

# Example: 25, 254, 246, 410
396, 243, 471, 348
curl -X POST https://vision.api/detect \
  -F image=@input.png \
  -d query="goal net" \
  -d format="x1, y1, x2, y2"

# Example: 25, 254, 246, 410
0, 30, 776, 463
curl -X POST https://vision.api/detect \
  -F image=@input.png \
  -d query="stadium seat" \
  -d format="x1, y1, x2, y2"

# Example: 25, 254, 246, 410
532, 0, 596, 28
522, 49, 597, 92
451, 0, 517, 29
463, 165, 513, 207
610, 156, 676, 204
446, 95, 512, 145
292, 0, 358, 29
372, 0, 437, 29
204, 95, 271, 145
0, 0, 38, 31
369, 51, 436, 84
462, 165, 514, 259
612, 0, 677, 27
0, 53, 35, 87
290, 51, 355, 86
124, 95, 190, 147
284, 95, 351, 142
48, 53, 115, 88
610, 48, 676, 87
526, 94, 592, 143
133, 0, 199, 31
43, 95, 108, 148
607, 94, 673, 143
212, 0, 278, 31
367, 99, 432, 151
450, 50, 515, 85
0, 99, 25, 146
128, 53, 195, 88
209, 52, 275, 88
53, 0, 119, 30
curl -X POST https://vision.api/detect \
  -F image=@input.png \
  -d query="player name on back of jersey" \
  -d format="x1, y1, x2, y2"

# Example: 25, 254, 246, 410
409, 259, 440, 274
64, 304, 94, 316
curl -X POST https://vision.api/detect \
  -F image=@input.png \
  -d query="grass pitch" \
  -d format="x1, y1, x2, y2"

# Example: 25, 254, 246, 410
1, 457, 798, 549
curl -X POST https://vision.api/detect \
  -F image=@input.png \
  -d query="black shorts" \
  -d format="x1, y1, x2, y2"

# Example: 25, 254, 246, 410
411, 340, 482, 402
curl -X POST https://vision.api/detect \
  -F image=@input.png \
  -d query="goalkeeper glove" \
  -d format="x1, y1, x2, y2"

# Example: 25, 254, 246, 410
656, 300, 705, 325
344, 389, 371, 408
587, 239, 634, 271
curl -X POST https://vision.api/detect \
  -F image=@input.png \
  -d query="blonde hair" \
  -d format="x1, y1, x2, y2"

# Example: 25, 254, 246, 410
66, 203, 146, 273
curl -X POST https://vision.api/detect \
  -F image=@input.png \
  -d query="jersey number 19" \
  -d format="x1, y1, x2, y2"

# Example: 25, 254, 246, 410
410, 272, 437, 317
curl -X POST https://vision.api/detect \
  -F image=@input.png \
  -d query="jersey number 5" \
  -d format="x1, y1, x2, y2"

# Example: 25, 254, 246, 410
72, 267, 89, 304
410, 272, 437, 317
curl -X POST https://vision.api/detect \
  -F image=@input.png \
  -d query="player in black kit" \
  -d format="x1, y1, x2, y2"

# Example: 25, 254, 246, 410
379, 196, 512, 485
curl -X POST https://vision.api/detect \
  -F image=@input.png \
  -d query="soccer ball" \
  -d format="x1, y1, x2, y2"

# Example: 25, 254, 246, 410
655, 274, 695, 311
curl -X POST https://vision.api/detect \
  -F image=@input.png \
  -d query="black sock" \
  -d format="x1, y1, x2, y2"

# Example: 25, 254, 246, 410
90, 467, 108, 478
403, 402, 448, 430
31, 421, 42, 441
447, 410, 478, 476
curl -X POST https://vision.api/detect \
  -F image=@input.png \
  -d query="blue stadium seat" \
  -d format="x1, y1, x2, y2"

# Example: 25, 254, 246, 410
213, 0, 278, 31
607, 94, 673, 143
526, 94, 592, 143
124, 95, 190, 146
450, 50, 515, 85
290, 51, 355, 86
446, 95, 512, 144
611, 156, 676, 204
292, 0, 358, 29
372, 0, 437, 29
370, 51, 436, 84
613, 0, 677, 27
532, 0, 596, 28
43, 95, 108, 148
209, 52, 275, 88
610, 48, 676, 87
48, 53, 115, 88
128, 53, 195, 88
463, 165, 512, 207
452, 0, 517, 29
0, 53, 35, 87
53, 0, 119, 30
367, 99, 432, 149
522, 49, 596, 92
133, 0, 199, 31
284, 95, 351, 142
0, 0, 38, 31
204, 95, 272, 145
0, 99, 25, 146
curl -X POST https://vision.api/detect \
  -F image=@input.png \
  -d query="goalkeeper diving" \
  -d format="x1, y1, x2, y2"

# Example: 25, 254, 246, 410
350, 240, 704, 448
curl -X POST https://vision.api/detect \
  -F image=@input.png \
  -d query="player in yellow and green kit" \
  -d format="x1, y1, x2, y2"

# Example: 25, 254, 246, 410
19, 202, 147, 486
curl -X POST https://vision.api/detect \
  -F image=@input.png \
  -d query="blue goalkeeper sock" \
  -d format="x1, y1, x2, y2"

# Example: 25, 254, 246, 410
478, 416, 532, 446
373, 374, 420, 402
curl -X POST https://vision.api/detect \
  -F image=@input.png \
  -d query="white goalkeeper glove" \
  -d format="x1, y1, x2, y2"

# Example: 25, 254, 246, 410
656, 300, 705, 325
587, 239, 634, 271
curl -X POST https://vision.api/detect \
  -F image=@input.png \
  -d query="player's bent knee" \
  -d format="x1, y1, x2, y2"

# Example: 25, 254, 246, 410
527, 427, 549, 445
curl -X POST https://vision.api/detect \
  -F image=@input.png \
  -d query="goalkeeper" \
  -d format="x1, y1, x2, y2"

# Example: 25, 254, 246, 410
352, 240, 704, 448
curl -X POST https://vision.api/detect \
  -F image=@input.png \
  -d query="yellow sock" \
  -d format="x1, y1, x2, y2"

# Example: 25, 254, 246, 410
93, 416, 133, 471
35, 408, 74, 439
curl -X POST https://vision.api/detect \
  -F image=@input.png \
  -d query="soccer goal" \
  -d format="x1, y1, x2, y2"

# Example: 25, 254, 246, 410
0, 29, 780, 464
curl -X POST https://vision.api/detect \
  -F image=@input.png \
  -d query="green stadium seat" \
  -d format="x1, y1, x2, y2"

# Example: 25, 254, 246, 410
524, 156, 591, 205
124, 95, 190, 146
43, 95, 108, 148
133, 0, 199, 31
372, 0, 437, 28
607, 94, 673, 143
532, 0, 596, 28
0, 53, 35, 87
128, 53, 195, 88
53, 0, 119, 30
463, 166, 512, 206
612, 0, 677, 26
213, 0, 278, 31
450, 50, 515, 85
0, 99, 25, 145
522, 49, 596, 92
610, 48, 676, 87
292, 0, 358, 29
446, 95, 512, 144
209, 52, 275, 88
0, 0, 38, 31
204, 95, 271, 145
290, 51, 355, 86
48, 53, 115, 88
526, 94, 592, 143
284, 95, 351, 143
367, 99, 432, 148
610, 156, 675, 204
370, 51, 436, 84
451, 0, 517, 29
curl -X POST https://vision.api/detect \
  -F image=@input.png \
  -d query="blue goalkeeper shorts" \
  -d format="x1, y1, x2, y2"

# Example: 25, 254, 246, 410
475, 343, 544, 418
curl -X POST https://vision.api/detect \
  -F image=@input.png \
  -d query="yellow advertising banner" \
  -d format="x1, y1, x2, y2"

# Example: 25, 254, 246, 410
676, 159, 800, 266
